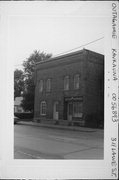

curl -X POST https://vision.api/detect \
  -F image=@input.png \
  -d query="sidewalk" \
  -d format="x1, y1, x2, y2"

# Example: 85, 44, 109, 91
17, 120, 103, 133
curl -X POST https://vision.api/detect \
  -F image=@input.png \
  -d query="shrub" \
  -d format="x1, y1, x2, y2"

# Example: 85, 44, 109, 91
14, 112, 34, 120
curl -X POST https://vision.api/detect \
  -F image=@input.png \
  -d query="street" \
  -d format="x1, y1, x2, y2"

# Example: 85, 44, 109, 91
14, 123, 104, 159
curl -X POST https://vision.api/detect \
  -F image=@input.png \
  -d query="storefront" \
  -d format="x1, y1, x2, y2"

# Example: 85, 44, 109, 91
64, 96, 83, 121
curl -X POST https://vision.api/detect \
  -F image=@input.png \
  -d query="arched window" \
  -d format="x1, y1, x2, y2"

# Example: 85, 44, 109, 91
46, 79, 51, 92
39, 80, 43, 92
40, 101, 46, 115
64, 76, 69, 90
74, 74, 80, 89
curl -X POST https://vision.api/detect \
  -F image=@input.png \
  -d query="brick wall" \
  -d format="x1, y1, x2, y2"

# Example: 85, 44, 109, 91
34, 59, 84, 120
84, 50, 104, 127
34, 49, 104, 128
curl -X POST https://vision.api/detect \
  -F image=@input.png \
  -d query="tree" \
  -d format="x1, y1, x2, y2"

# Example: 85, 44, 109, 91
23, 50, 52, 79
21, 50, 52, 112
21, 77, 34, 112
14, 69, 24, 99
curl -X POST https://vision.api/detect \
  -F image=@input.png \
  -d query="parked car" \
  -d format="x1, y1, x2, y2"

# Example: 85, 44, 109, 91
14, 116, 20, 124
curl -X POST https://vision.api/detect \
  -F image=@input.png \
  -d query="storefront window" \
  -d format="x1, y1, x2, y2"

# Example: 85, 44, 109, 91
73, 101, 83, 117
68, 101, 83, 118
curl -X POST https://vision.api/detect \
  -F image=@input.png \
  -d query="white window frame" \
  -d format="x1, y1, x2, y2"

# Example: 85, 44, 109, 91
39, 80, 43, 92
64, 76, 69, 90
46, 79, 51, 92
74, 74, 80, 89
40, 101, 46, 115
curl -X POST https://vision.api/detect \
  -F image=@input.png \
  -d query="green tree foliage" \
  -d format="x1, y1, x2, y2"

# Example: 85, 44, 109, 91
21, 50, 52, 112
14, 69, 24, 99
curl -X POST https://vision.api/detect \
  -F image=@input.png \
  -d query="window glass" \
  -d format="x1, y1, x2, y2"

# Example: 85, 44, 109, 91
68, 103, 73, 115
73, 102, 83, 117
46, 79, 51, 92
74, 74, 79, 89
40, 101, 46, 115
64, 76, 69, 90
56, 103, 59, 112
39, 80, 43, 92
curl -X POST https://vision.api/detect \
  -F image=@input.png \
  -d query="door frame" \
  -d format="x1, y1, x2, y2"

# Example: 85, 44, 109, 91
53, 101, 59, 120
67, 102, 73, 121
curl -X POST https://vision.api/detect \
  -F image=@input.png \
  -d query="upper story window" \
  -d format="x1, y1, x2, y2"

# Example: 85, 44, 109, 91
64, 76, 69, 90
40, 101, 46, 115
74, 74, 80, 89
46, 79, 51, 92
39, 80, 43, 92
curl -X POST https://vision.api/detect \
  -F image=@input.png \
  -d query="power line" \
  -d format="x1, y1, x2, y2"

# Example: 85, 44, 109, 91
15, 64, 23, 66
53, 37, 104, 58
14, 37, 104, 66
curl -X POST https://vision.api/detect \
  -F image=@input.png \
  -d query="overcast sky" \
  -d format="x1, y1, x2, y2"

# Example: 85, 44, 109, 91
4, 2, 109, 70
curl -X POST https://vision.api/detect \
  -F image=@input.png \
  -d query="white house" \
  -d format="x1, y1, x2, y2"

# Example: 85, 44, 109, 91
14, 97, 24, 113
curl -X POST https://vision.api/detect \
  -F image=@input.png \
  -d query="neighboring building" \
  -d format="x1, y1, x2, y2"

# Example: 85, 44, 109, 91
14, 97, 24, 113
34, 49, 104, 128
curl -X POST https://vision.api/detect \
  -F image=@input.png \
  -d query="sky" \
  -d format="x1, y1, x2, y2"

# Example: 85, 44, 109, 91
5, 2, 108, 70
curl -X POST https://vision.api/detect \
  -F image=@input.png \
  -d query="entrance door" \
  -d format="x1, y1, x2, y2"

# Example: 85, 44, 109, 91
67, 101, 83, 120
53, 101, 59, 120
73, 101, 83, 118
67, 102, 73, 121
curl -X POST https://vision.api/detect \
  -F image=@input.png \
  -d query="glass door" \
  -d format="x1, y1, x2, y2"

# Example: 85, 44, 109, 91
67, 102, 73, 121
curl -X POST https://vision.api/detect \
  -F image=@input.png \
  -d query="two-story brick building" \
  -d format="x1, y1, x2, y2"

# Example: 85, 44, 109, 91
34, 49, 104, 128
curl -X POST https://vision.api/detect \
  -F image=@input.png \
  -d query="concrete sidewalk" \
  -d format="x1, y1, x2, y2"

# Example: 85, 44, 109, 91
17, 120, 103, 133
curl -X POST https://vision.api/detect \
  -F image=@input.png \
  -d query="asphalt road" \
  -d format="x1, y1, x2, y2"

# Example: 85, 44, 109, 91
14, 124, 104, 159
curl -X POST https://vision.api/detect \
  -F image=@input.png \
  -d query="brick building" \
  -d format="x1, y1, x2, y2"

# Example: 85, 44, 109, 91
34, 49, 104, 128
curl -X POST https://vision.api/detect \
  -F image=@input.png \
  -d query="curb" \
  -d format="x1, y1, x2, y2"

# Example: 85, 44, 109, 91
17, 121, 103, 133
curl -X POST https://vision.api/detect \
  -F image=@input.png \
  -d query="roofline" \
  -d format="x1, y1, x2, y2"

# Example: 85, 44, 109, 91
35, 48, 84, 66
35, 48, 104, 66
